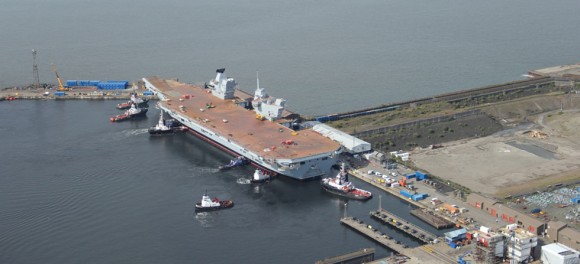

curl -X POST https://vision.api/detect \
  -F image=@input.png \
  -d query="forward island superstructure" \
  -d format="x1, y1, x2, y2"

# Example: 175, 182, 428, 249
143, 69, 342, 180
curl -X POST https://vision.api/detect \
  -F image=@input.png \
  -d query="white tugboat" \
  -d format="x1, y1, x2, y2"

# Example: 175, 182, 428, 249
250, 169, 271, 184
321, 163, 372, 200
148, 111, 174, 135
195, 193, 234, 212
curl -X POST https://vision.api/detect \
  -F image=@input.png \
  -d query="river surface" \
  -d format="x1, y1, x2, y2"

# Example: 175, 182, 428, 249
1, 100, 453, 263
1, 0, 580, 115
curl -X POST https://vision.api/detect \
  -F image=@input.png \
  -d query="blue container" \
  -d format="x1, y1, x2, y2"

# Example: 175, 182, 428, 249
411, 193, 428, 201
143, 91, 153, 96
66, 80, 77, 86
405, 173, 416, 180
449, 242, 457, 249
400, 190, 413, 198
415, 171, 428, 180
98, 81, 128, 90
54, 91, 66, 96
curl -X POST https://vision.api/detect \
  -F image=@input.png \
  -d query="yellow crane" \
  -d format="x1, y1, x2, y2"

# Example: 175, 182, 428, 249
51, 63, 68, 91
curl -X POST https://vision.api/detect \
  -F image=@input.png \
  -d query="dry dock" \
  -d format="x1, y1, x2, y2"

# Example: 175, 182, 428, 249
410, 208, 455, 229
370, 209, 438, 244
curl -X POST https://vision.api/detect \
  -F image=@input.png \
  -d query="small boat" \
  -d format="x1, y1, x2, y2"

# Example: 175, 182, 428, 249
218, 156, 249, 170
110, 103, 148, 122
148, 111, 174, 135
250, 169, 271, 184
116, 93, 149, 110
195, 193, 234, 212
321, 163, 372, 200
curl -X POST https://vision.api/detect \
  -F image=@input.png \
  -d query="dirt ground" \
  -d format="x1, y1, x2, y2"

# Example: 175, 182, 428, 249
411, 105, 580, 198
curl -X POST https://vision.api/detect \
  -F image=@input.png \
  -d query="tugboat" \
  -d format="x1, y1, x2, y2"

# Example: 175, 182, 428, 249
110, 103, 148, 122
218, 156, 249, 170
321, 163, 372, 200
148, 111, 174, 135
116, 93, 149, 110
250, 169, 271, 184
195, 193, 234, 212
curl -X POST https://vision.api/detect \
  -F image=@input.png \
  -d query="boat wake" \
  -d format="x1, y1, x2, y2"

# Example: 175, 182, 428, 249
236, 178, 251, 185
124, 128, 149, 136
194, 212, 215, 228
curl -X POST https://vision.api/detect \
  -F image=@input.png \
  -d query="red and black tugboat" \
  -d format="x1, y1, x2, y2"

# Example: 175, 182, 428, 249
110, 103, 148, 122
116, 93, 149, 110
321, 163, 372, 200
195, 193, 234, 212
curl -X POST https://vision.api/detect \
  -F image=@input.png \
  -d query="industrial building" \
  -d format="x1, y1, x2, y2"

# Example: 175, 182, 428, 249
312, 123, 371, 154
541, 243, 580, 264
466, 193, 547, 235
471, 226, 538, 264
546, 221, 580, 251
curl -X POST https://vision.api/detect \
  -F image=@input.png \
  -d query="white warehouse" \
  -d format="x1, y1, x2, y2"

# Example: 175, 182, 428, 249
541, 243, 579, 264
312, 124, 371, 154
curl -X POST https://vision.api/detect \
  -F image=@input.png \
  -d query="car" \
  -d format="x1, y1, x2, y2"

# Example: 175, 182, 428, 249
374, 171, 382, 177
367, 170, 374, 175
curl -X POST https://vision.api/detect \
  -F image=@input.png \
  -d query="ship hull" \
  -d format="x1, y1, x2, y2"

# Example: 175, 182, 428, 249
145, 79, 340, 181
148, 128, 174, 135
175, 118, 337, 181
116, 100, 149, 110
321, 182, 372, 201
195, 201, 234, 212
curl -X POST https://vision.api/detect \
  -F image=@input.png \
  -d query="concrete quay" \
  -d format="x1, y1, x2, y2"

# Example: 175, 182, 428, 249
0, 88, 156, 101
340, 217, 456, 264
370, 209, 438, 244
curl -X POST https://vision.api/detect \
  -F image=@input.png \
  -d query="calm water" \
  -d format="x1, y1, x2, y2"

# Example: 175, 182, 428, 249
1, 0, 579, 115
1, 100, 450, 263
2, 1, 579, 263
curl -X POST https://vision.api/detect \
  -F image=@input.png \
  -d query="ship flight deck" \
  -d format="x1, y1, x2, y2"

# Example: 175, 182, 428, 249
143, 76, 341, 179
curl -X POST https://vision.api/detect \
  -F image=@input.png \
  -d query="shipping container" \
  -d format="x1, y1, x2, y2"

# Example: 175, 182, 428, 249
143, 91, 154, 96
415, 171, 428, 180
54, 91, 66, 96
400, 190, 413, 198
412, 194, 426, 201
66, 80, 77, 87
405, 173, 416, 179
449, 241, 457, 249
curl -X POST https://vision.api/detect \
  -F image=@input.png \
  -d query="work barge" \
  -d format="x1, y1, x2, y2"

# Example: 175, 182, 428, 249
142, 70, 341, 180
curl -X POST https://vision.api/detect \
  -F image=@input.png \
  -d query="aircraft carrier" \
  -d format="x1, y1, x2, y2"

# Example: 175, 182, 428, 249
143, 69, 342, 180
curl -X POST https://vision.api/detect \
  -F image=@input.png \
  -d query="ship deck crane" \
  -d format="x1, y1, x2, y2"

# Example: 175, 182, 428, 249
51, 63, 68, 91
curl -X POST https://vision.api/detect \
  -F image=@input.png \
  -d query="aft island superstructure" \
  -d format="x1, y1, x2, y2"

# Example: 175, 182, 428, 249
143, 69, 342, 180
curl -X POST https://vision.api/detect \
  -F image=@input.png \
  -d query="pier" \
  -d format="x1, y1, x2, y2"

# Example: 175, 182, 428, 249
315, 248, 375, 264
340, 217, 455, 264
370, 209, 438, 244
340, 217, 413, 253
410, 208, 455, 229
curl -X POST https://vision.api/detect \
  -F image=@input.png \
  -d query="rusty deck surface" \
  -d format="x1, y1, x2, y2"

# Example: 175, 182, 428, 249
146, 77, 341, 160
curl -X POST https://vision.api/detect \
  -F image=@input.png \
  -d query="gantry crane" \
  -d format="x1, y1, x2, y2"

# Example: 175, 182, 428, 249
51, 63, 68, 91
